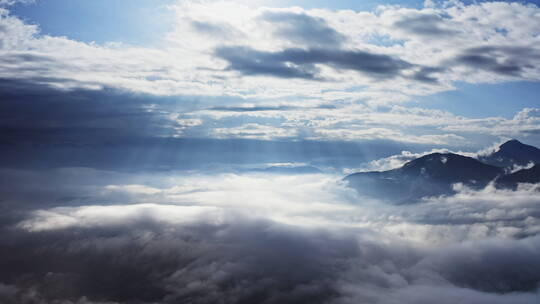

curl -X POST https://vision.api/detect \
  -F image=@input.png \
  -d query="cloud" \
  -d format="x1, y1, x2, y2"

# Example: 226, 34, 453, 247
0, 0, 33, 7
3, 223, 539, 303
259, 10, 346, 47
393, 13, 459, 36
0, 79, 182, 144
1, 166, 540, 303
190, 20, 244, 40
0, 1, 539, 102
8, 169, 540, 244
451, 46, 540, 77
1, 0, 540, 150
214, 46, 321, 79
18, 204, 223, 232
206, 105, 309, 112
211, 123, 299, 140
215, 46, 417, 80
308, 127, 465, 145
3, 76, 539, 148
2, 1, 540, 301
441, 107, 540, 138
2, 215, 356, 303
0, 7, 38, 49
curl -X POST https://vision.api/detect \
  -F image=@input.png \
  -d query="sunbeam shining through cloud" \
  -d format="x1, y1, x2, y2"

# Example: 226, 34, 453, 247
1, 0, 540, 303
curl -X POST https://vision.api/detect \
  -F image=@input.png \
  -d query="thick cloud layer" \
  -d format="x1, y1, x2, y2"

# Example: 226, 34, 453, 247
1, 168, 539, 303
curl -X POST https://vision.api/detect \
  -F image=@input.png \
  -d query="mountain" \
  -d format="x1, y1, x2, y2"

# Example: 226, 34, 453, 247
397, 153, 503, 182
345, 152, 504, 204
496, 164, 540, 189
345, 140, 540, 203
479, 139, 540, 168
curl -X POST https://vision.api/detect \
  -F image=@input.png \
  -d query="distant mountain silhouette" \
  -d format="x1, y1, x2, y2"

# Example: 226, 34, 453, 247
479, 139, 540, 168
497, 164, 540, 189
345, 153, 504, 203
345, 140, 540, 203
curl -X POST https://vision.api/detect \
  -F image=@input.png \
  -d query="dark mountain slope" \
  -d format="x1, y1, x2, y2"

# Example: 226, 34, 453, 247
346, 153, 504, 204
497, 165, 540, 189
398, 153, 503, 182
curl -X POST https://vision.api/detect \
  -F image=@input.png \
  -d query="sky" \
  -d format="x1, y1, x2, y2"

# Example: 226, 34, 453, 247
1, 1, 540, 303
1, 0, 540, 157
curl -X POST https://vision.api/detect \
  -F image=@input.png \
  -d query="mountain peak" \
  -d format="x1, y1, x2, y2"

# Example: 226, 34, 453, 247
480, 140, 540, 167
399, 152, 502, 180
499, 139, 525, 149
502, 138, 521, 144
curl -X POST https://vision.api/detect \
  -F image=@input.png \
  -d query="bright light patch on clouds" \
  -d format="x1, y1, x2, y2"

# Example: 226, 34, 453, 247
16, 171, 540, 245
19, 204, 223, 232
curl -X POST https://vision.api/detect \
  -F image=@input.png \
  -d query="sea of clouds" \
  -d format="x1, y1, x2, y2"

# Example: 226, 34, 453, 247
1, 168, 539, 303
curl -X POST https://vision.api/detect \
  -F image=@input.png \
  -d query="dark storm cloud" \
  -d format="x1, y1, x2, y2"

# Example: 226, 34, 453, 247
0, 78, 178, 145
394, 14, 458, 36
259, 11, 346, 47
215, 46, 416, 80
452, 46, 540, 77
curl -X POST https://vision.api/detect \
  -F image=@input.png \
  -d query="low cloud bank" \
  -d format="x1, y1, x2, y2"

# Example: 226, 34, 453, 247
0, 169, 539, 303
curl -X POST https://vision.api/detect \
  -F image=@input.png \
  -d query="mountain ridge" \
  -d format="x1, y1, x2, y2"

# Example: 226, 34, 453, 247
345, 139, 540, 203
